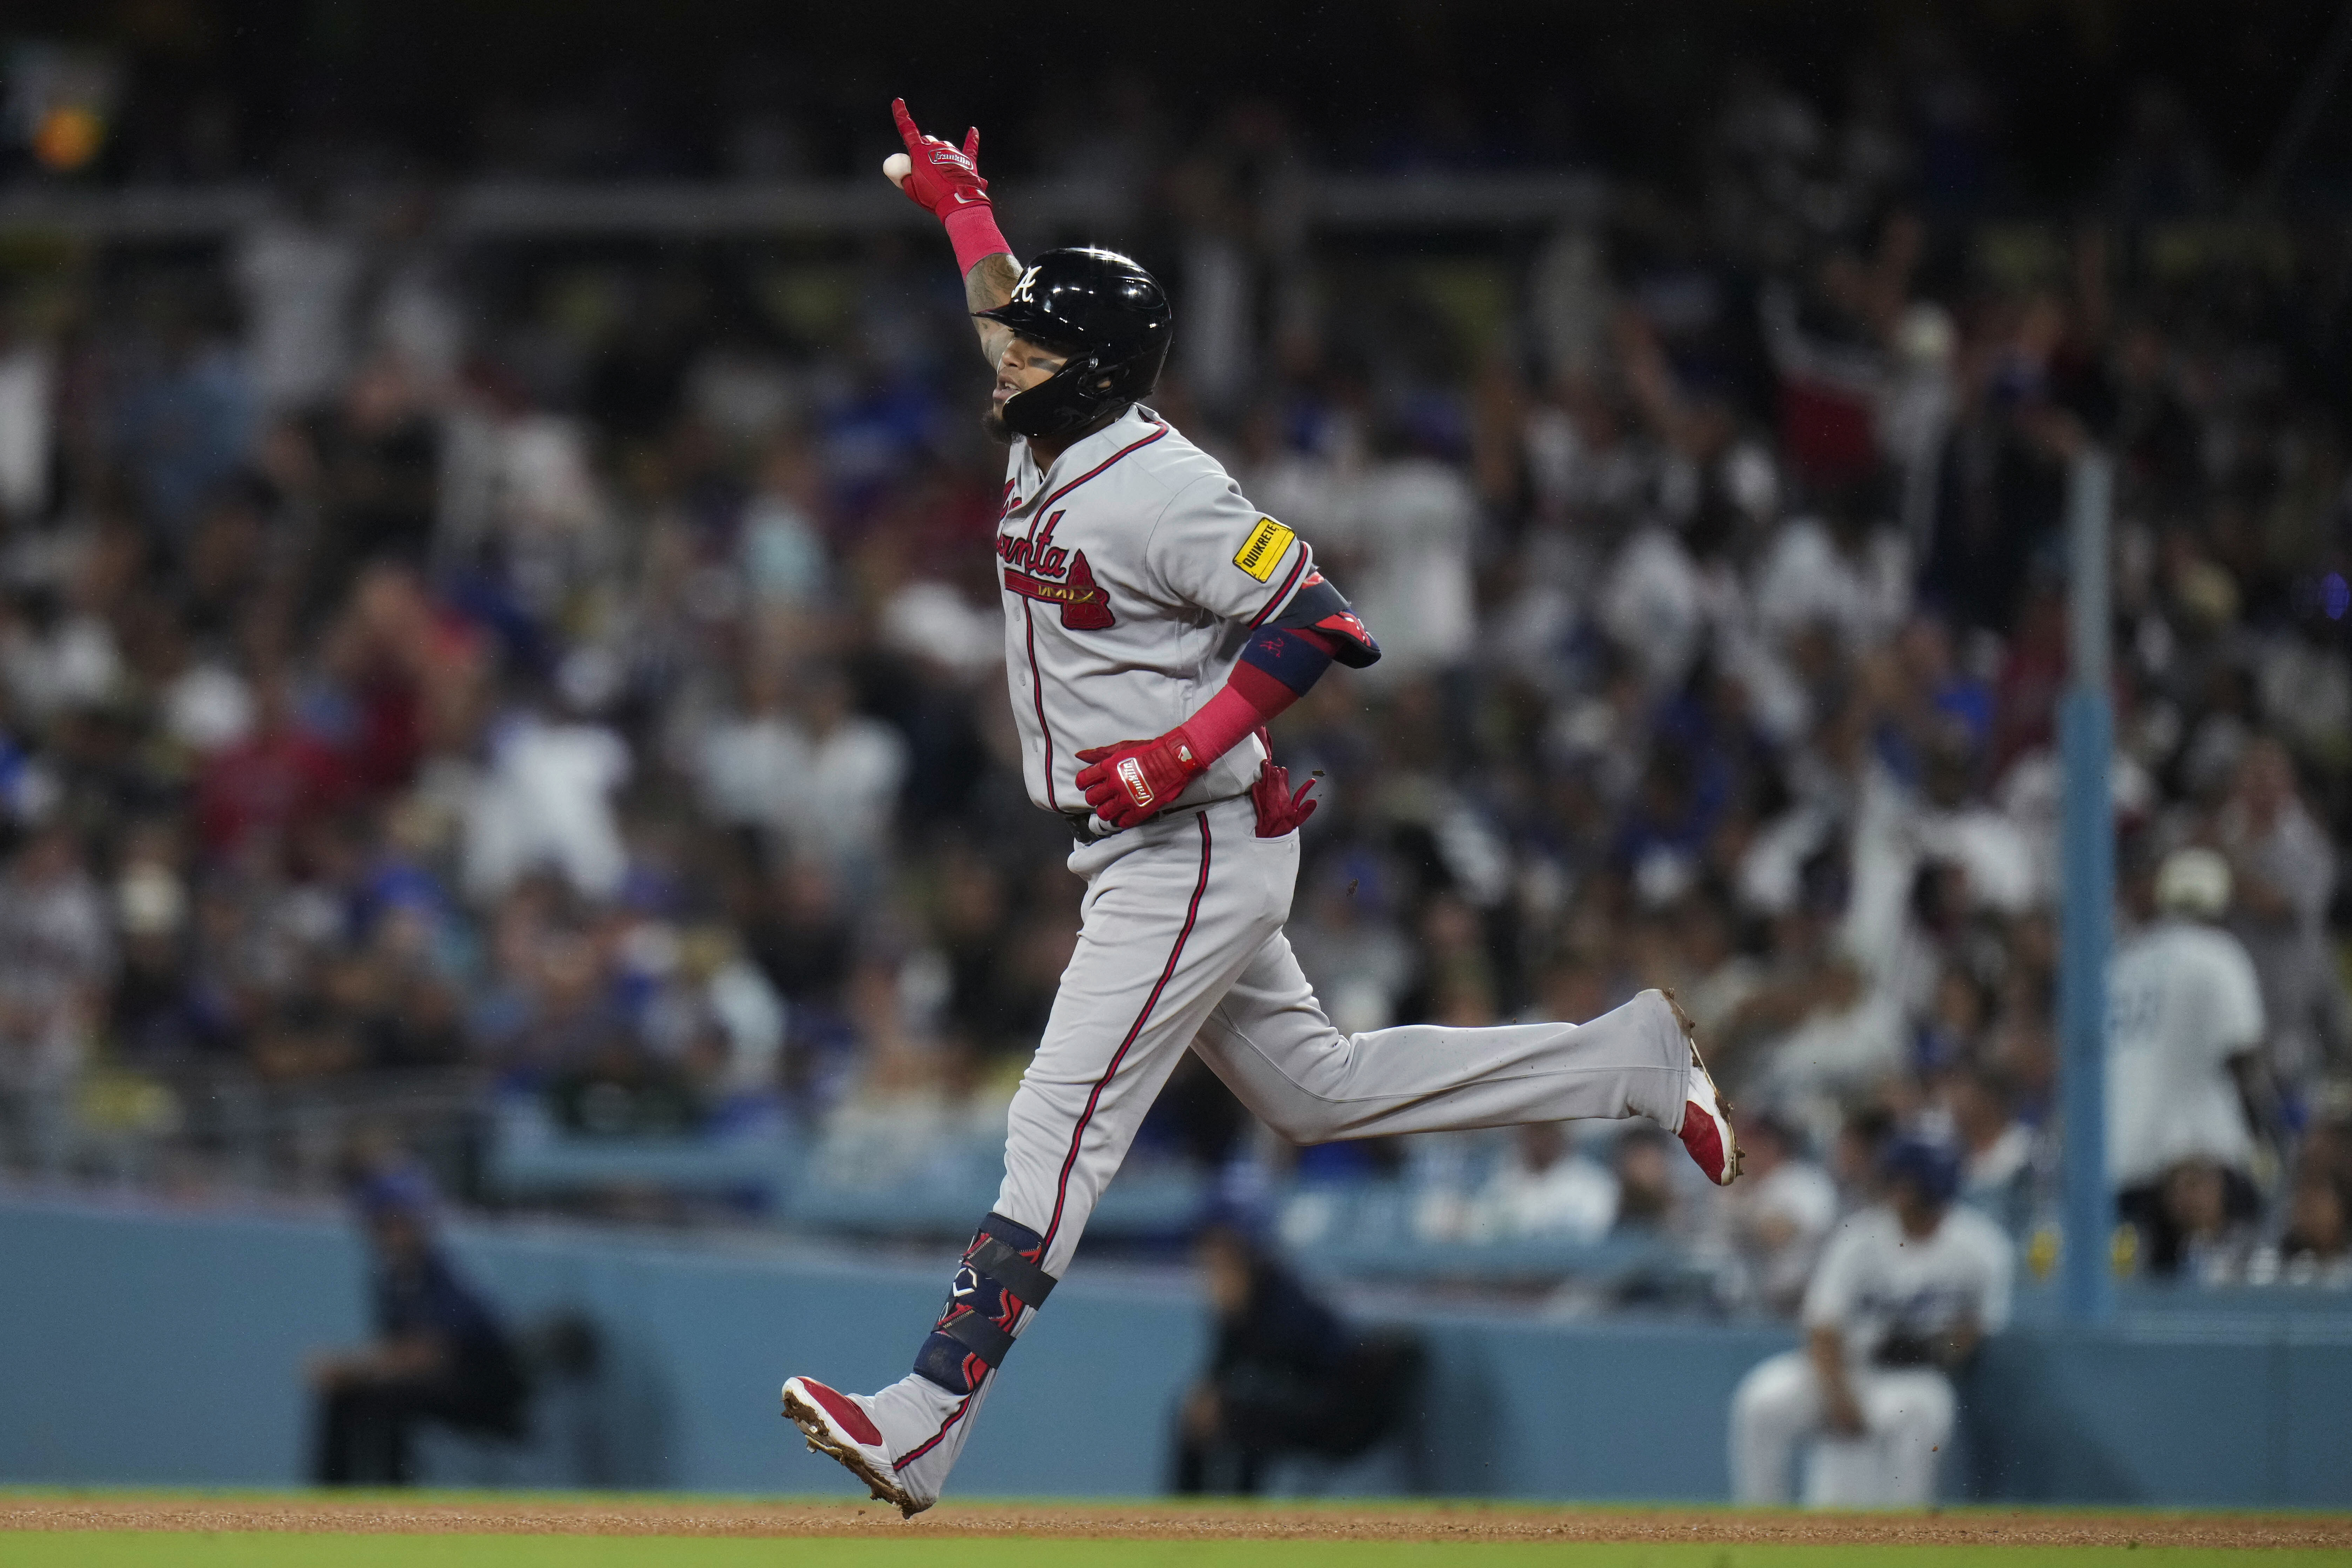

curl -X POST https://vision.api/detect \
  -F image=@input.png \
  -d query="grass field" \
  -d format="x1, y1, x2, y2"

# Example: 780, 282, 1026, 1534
5, 1493, 2350, 1567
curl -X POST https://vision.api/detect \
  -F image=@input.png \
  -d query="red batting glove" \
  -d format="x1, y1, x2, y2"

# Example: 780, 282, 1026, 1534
891, 99, 990, 219
1075, 728, 1209, 830
1248, 727, 1319, 837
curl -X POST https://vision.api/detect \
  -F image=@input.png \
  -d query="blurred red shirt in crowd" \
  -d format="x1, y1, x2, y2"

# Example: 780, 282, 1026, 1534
195, 671, 353, 857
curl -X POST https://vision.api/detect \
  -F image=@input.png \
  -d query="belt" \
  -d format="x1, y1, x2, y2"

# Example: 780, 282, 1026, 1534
1061, 792, 1245, 844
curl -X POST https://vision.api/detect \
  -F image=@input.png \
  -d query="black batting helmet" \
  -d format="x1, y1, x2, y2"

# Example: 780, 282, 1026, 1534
976, 246, 1172, 440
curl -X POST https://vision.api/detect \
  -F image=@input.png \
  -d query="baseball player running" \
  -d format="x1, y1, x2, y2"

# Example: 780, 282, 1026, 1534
780, 100, 1743, 1515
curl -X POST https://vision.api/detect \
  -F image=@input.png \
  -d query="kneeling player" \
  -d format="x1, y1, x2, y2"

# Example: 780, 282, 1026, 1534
1729, 1138, 2011, 1507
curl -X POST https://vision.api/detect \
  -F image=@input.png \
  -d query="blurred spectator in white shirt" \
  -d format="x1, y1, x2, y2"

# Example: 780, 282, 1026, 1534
1909, 737, 2035, 919
462, 708, 631, 905
2217, 739, 2342, 1090
0, 312, 52, 524
1755, 950, 1908, 1114
366, 191, 467, 398
1994, 741, 2157, 907
1326, 453, 1476, 679
698, 661, 803, 830
1751, 504, 1911, 654
707, 665, 906, 887
2110, 847, 2270, 1275
636, 924, 787, 1113
437, 368, 609, 618
779, 669, 906, 882
1723, 1112, 1840, 1316
234, 193, 363, 415
0, 825, 114, 1099
1599, 527, 1706, 695
1, 594, 121, 724
879, 580, 1002, 684
1469, 1121, 1619, 1243
163, 655, 259, 756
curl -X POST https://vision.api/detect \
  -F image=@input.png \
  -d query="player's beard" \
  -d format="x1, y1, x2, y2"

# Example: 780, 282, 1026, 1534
982, 402, 1014, 444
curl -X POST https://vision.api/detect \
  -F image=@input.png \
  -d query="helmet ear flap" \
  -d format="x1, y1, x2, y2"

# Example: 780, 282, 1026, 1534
1125, 332, 1172, 402
1001, 350, 1110, 440
999, 332, 1172, 441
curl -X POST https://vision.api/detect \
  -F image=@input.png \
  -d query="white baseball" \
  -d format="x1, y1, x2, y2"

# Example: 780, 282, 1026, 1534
883, 152, 912, 189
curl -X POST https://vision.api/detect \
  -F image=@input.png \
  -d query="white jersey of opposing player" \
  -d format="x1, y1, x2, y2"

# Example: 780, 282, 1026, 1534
994, 403, 1315, 819
1801, 1203, 2013, 1370
2106, 918, 2265, 1187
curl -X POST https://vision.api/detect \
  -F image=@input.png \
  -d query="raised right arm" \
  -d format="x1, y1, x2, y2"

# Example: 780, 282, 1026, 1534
966, 253, 1020, 365
883, 99, 1019, 366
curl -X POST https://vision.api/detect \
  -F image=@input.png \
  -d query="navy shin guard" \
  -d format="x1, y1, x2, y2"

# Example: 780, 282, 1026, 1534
913, 1213, 1057, 1396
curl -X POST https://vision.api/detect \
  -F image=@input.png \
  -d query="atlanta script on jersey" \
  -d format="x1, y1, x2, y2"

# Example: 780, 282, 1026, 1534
994, 403, 1315, 821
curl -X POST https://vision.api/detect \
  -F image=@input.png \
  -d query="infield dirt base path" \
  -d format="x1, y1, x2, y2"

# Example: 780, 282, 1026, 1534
4, 1495, 2348, 1550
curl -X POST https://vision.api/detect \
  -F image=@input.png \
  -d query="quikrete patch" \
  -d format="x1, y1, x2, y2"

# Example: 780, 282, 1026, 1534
1232, 517, 1295, 582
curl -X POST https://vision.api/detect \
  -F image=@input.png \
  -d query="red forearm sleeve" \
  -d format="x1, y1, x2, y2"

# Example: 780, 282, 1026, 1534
1179, 659, 1309, 766
943, 205, 1013, 278
1082, 636, 1340, 828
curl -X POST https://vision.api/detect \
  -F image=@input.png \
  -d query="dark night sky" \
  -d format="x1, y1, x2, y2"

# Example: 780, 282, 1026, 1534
7, 0, 2347, 202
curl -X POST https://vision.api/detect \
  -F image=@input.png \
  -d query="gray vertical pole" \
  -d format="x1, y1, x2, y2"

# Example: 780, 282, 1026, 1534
2058, 450, 2116, 1324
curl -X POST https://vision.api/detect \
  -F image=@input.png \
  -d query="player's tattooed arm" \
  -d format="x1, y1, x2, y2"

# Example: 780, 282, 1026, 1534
969, 251, 1021, 363
883, 98, 1016, 362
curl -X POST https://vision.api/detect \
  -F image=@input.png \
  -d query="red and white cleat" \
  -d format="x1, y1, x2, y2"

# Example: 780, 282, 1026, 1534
781, 1376, 930, 1518
1667, 990, 1742, 1186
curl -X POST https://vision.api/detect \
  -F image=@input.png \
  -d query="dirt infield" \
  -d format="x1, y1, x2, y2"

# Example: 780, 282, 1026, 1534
5, 1494, 2349, 1549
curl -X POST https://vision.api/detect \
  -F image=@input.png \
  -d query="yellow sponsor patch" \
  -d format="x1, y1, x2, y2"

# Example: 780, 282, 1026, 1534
1232, 516, 1295, 582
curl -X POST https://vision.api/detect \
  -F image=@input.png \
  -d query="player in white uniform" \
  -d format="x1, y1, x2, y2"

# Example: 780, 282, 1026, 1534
1728, 1138, 2012, 1507
779, 101, 1744, 1516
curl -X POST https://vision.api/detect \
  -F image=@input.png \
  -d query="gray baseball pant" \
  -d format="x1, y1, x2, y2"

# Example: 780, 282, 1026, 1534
999, 793, 1693, 1277
887, 793, 1695, 1498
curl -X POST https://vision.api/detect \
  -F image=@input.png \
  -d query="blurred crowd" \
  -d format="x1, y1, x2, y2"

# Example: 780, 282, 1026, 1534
0, 53, 2347, 1306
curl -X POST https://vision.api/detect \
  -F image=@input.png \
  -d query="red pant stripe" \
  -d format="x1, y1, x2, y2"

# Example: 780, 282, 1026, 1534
893, 1394, 973, 1472
1040, 813, 1213, 1253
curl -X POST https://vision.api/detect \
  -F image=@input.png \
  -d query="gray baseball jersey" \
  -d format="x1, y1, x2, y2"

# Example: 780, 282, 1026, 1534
995, 403, 1310, 819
